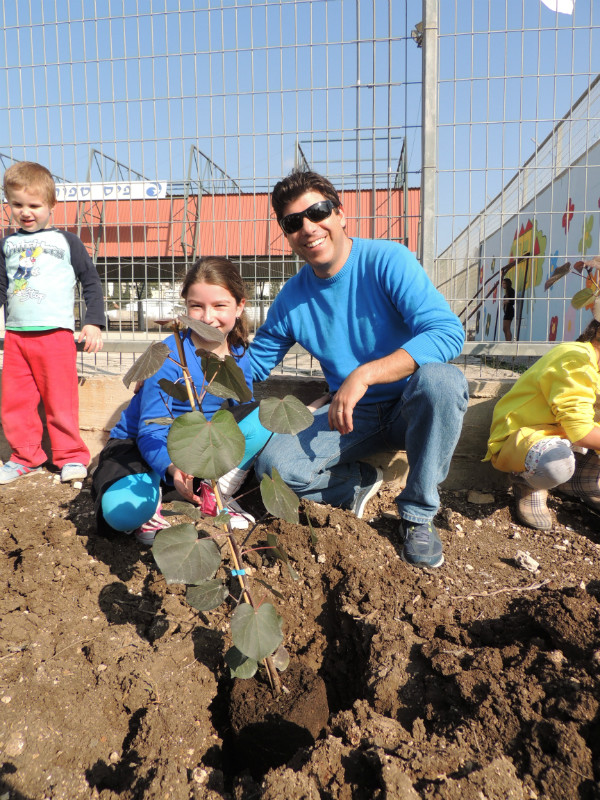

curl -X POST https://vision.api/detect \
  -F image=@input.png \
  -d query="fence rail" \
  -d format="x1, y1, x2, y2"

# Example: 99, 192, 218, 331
1, 1, 598, 369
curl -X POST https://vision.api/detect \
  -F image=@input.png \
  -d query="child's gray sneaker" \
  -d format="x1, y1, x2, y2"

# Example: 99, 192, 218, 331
351, 467, 384, 519
60, 463, 88, 482
401, 520, 444, 568
0, 460, 43, 485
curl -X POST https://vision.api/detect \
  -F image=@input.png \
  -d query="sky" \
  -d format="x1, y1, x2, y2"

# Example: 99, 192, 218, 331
0, 0, 423, 193
435, 0, 599, 250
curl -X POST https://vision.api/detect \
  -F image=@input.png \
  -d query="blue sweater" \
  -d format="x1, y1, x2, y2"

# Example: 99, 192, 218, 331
249, 237, 465, 404
110, 330, 253, 479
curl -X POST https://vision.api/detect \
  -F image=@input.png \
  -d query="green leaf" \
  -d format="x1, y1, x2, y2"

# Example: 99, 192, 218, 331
152, 524, 221, 584
179, 314, 225, 343
144, 417, 174, 427
212, 509, 233, 527
259, 395, 314, 435
544, 262, 570, 291
224, 646, 258, 679
201, 353, 253, 403
122, 341, 171, 388
167, 409, 245, 480
260, 467, 300, 524
186, 579, 229, 611
272, 645, 290, 673
158, 378, 190, 402
571, 288, 595, 309
266, 532, 299, 581
306, 513, 318, 545
254, 577, 285, 600
164, 501, 205, 521
231, 602, 283, 662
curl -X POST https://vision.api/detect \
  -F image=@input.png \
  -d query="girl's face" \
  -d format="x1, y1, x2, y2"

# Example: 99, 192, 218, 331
184, 280, 245, 339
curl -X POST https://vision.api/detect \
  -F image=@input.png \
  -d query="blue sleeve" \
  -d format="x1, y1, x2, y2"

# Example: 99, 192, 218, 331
379, 245, 465, 365
135, 341, 183, 480
109, 389, 143, 439
63, 231, 106, 328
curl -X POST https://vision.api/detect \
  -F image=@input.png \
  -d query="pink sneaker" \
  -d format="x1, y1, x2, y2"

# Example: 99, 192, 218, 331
199, 480, 219, 516
134, 505, 171, 546
198, 480, 254, 530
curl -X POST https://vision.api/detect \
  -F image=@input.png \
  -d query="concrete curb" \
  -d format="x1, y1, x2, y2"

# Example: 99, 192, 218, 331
0, 372, 515, 491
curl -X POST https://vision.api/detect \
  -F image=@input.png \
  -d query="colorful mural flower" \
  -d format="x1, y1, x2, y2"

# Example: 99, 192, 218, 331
485, 313, 491, 336
562, 198, 574, 232
578, 215, 594, 255
549, 316, 559, 341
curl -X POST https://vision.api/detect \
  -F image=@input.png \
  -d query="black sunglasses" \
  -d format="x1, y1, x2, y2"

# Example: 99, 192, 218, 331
279, 200, 337, 234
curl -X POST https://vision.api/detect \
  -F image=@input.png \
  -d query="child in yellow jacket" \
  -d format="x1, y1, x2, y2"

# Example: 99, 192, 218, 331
485, 317, 600, 529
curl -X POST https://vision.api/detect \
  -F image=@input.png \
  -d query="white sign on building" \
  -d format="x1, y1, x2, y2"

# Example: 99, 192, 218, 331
54, 182, 167, 202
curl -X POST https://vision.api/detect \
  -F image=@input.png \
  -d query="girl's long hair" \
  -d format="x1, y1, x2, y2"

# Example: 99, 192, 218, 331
181, 256, 249, 352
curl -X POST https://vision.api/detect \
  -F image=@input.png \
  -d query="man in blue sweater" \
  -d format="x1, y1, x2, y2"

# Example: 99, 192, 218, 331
249, 170, 468, 568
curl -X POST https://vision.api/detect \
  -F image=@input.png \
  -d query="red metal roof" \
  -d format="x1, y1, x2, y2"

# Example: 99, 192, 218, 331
1, 188, 420, 260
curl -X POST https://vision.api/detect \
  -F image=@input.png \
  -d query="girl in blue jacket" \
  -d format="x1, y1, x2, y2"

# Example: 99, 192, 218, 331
92, 256, 269, 544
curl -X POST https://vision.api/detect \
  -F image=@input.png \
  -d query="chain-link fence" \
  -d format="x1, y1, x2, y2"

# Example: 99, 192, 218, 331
427, 0, 600, 357
2, 1, 597, 374
0, 0, 423, 375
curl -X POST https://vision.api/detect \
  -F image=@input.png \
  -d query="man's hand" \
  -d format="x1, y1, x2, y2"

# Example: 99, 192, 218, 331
328, 371, 369, 434
327, 348, 418, 435
78, 324, 104, 353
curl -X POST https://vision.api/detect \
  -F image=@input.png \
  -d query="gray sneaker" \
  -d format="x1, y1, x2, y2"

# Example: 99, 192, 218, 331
351, 467, 384, 519
401, 520, 444, 568
0, 460, 43, 485
60, 463, 88, 482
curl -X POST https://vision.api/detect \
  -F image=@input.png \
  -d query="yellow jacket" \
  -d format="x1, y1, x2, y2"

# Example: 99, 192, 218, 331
484, 341, 600, 473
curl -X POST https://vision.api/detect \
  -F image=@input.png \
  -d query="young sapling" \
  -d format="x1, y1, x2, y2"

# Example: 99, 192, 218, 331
123, 314, 314, 694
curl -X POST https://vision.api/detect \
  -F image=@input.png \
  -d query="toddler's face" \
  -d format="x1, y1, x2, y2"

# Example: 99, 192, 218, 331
7, 187, 53, 232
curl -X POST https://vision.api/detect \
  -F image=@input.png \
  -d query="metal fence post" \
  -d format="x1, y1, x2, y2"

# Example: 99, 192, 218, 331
420, 0, 438, 278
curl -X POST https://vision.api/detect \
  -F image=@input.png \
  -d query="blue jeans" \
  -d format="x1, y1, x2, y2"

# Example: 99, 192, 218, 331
254, 362, 469, 523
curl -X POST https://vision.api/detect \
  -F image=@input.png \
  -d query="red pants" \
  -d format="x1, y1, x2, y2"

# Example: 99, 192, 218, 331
1, 330, 90, 468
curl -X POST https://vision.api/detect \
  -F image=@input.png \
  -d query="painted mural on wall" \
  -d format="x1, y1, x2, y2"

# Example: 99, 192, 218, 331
476, 138, 600, 342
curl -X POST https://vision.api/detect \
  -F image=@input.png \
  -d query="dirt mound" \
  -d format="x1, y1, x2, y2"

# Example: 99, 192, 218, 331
1, 471, 599, 799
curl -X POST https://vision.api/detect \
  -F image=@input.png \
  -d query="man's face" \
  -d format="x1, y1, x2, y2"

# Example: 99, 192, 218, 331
280, 190, 352, 278
7, 187, 54, 232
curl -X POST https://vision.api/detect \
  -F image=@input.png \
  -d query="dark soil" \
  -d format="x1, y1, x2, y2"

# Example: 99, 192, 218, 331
1, 470, 600, 800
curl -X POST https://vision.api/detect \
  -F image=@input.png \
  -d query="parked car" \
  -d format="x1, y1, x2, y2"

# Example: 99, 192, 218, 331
244, 302, 271, 329
106, 299, 184, 329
